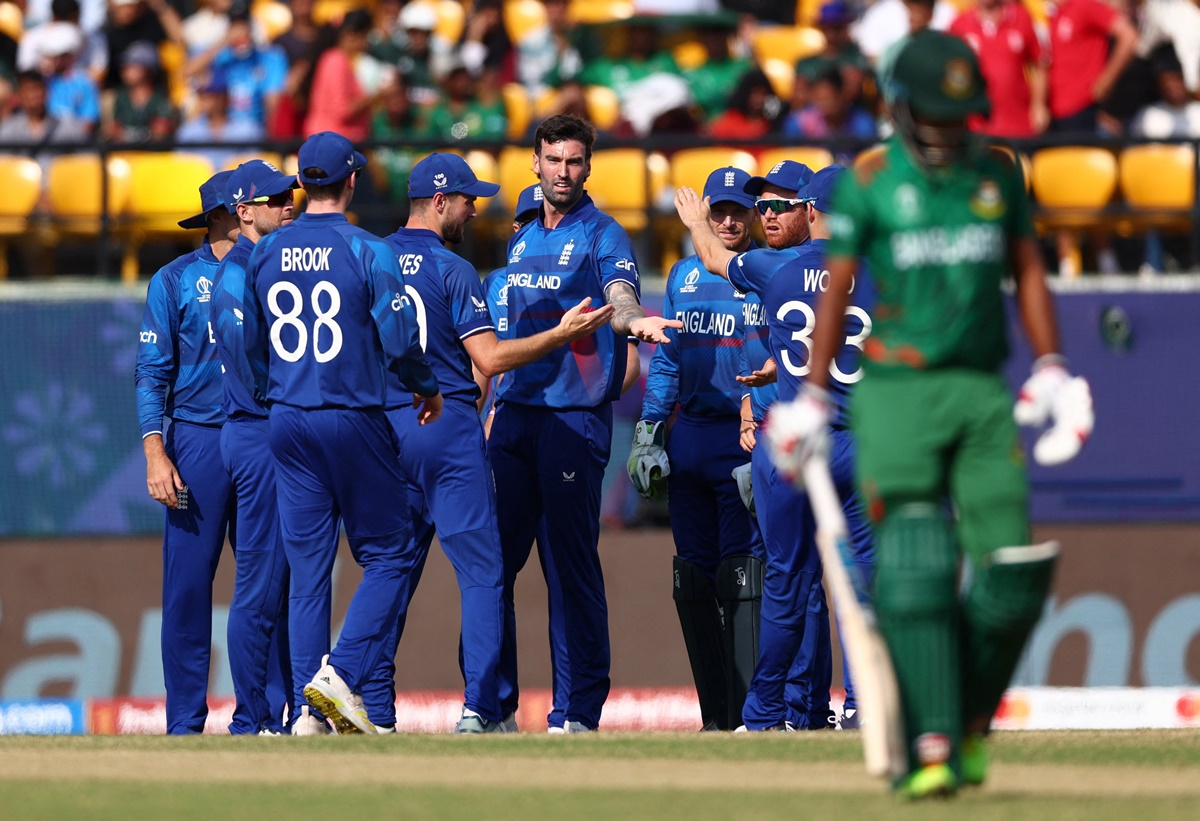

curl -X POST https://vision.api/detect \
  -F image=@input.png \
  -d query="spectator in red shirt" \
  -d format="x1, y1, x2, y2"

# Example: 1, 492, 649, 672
1047, 0, 1138, 134
950, 0, 1048, 137
706, 67, 783, 144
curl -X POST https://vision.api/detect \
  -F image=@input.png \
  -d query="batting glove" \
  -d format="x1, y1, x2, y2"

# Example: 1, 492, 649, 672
766, 385, 832, 488
627, 420, 669, 499
1014, 355, 1095, 466
731, 462, 755, 516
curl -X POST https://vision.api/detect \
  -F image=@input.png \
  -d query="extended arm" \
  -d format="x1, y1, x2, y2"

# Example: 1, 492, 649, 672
604, 281, 681, 343
463, 297, 614, 378
674, 187, 738, 279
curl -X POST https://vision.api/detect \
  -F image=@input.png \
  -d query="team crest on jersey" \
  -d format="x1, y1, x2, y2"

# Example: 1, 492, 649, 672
680, 268, 701, 294
195, 276, 212, 303
770, 162, 785, 175
969, 179, 1006, 220
893, 184, 922, 222
558, 239, 575, 266
509, 240, 526, 263
496, 284, 509, 306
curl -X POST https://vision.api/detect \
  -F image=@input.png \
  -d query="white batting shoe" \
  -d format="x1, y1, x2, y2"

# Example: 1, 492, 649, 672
303, 655, 376, 735
291, 706, 331, 736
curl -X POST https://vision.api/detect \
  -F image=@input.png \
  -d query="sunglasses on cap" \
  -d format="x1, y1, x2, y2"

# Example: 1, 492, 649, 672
248, 191, 294, 207
754, 197, 814, 215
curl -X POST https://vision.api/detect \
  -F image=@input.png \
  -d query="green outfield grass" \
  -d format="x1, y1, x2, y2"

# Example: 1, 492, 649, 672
2, 730, 1199, 820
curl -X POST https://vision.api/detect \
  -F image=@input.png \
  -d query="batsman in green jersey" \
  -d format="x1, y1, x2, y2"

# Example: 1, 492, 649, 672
766, 31, 1095, 797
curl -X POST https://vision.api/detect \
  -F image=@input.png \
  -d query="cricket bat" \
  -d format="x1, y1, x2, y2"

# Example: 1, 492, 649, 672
802, 455, 907, 780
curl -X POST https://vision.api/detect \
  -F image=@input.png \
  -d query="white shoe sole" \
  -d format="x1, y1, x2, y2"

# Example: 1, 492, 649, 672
303, 679, 375, 735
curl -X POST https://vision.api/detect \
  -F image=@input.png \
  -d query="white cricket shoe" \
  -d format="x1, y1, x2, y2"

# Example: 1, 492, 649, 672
565, 721, 595, 733
291, 706, 331, 736
303, 654, 376, 735
546, 725, 566, 735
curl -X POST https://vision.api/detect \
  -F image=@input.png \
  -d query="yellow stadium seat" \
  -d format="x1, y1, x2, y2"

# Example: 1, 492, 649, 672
761, 58, 795, 101
114, 152, 217, 282
45, 153, 133, 224
504, 0, 548, 44
158, 41, 188, 108
434, 0, 465, 43
586, 85, 621, 130
502, 83, 532, 141
498, 145, 539, 212
1118, 143, 1196, 232
756, 146, 834, 176
464, 149, 500, 213
796, 0, 823, 27
1031, 146, 1119, 273
672, 40, 708, 71
752, 26, 825, 68
0, 156, 42, 279
252, 1, 293, 42
568, 0, 634, 25
669, 147, 757, 193
586, 148, 667, 231
313, 0, 364, 26
0, 2, 23, 42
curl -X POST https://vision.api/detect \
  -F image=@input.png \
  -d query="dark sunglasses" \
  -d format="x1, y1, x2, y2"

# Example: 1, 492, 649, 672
249, 191, 294, 207
754, 197, 813, 215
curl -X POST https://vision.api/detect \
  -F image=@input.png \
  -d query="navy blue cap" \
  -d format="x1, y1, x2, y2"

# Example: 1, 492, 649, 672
297, 131, 367, 186
703, 166, 755, 209
226, 159, 297, 210
514, 183, 543, 219
744, 160, 814, 197
408, 152, 501, 199
178, 169, 235, 229
816, 0, 855, 26
802, 163, 847, 212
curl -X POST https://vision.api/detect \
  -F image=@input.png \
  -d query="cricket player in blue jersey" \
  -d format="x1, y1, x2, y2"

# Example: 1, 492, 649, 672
136, 170, 239, 735
676, 164, 875, 731
211, 159, 298, 735
491, 114, 681, 731
627, 166, 765, 731
362, 154, 614, 734
238, 131, 442, 735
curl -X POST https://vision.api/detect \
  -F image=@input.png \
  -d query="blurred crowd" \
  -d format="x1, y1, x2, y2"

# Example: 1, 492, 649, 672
0, 0, 1196, 267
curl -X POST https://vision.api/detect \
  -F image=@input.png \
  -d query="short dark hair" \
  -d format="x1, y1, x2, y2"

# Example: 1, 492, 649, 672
301, 169, 349, 202
51, 0, 79, 21
533, 114, 598, 160
16, 70, 45, 88
814, 66, 844, 93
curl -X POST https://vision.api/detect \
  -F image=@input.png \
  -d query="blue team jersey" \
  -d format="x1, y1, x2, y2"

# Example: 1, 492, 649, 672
484, 267, 510, 338
497, 194, 638, 409
739, 290, 775, 422
641, 254, 747, 423
212, 234, 269, 418
383, 227, 494, 404
727, 239, 874, 427
135, 243, 226, 437
243, 211, 437, 409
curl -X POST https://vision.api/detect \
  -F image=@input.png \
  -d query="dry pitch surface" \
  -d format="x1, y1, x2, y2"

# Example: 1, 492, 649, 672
3, 730, 1199, 819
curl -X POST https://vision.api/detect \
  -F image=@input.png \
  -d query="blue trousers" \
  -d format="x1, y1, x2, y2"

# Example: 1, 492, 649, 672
362, 398, 505, 725
221, 416, 292, 734
490, 402, 612, 730
742, 429, 873, 728
161, 421, 234, 734
667, 414, 762, 576
270, 405, 417, 710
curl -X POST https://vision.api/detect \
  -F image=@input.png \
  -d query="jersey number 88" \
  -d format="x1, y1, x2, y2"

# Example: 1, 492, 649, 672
268, 280, 344, 363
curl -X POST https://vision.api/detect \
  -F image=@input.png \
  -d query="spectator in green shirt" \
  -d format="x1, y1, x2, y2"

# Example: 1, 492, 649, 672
682, 22, 752, 121
421, 60, 507, 143
106, 40, 176, 143
795, 1, 872, 106
372, 79, 423, 206
578, 20, 679, 98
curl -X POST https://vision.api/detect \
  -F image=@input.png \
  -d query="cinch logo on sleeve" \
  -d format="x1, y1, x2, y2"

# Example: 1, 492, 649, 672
616, 258, 637, 274
139, 329, 158, 344
195, 277, 212, 303
281, 247, 332, 272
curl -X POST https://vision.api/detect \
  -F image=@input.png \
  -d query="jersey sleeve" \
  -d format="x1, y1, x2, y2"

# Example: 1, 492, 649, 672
595, 219, 640, 295
444, 255, 495, 340
365, 242, 440, 397
727, 249, 771, 295
213, 256, 268, 407
1004, 155, 1037, 240
134, 266, 180, 438
825, 171, 872, 259
639, 274, 679, 423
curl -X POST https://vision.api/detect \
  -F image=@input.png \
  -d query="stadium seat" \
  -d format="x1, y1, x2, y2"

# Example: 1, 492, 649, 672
158, 41, 188, 108
671, 40, 708, 71
504, 0, 548, 44
433, 0, 466, 43
1031, 146, 1118, 222
43, 154, 134, 263
756, 146, 834, 175
1118, 143, 1196, 231
463, 149, 500, 213
312, 0, 363, 26
0, 2, 22, 42
586, 148, 665, 231
795, 0, 823, 27
586, 85, 621, 130
669, 147, 757, 193
498, 145, 538, 212
761, 58, 795, 101
568, 0, 634, 25
751, 26, 826, 69
0, 156, 42, 279
252, 1, 293, 42
502, 83, 532, 141
113, 152, 216, 282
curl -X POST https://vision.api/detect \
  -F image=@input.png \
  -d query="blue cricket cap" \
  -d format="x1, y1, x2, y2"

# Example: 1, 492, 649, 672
802, 163, 847, 213
178, 169, 235, 229
514, 183, 544, 220
297, 131, 367, 186
225, 158, 297, 210
744, 159, 814, 197
703, 166, 755, 209
408, 152, 500, 199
